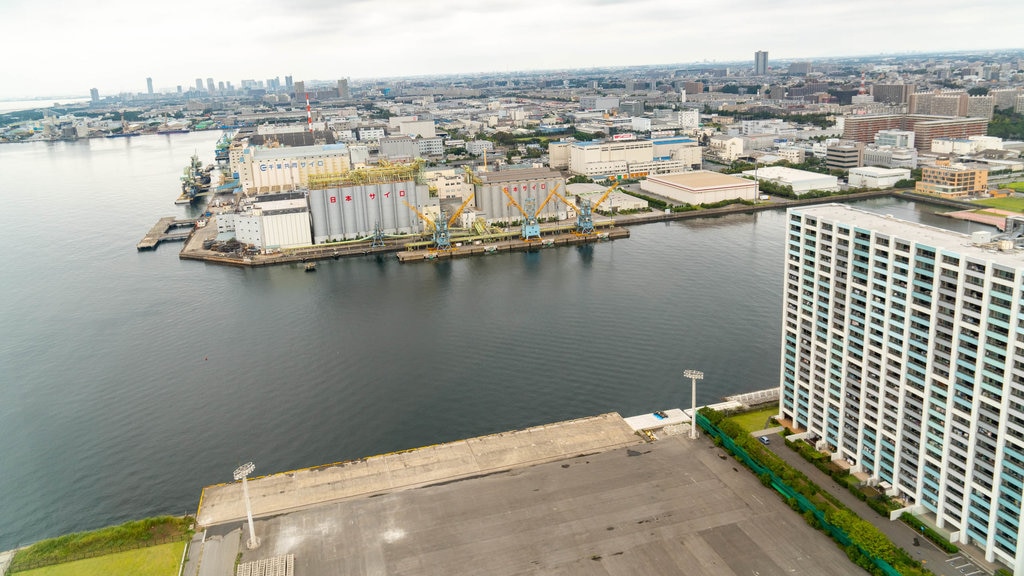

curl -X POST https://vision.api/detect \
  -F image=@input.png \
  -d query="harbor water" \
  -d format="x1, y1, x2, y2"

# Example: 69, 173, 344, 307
0, 134, 990, 549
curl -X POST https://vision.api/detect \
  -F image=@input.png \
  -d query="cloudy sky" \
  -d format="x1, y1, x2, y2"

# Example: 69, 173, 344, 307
3, 0, 1022, 99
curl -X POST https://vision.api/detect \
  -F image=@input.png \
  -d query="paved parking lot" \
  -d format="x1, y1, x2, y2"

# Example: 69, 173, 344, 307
228, 434, 867, 576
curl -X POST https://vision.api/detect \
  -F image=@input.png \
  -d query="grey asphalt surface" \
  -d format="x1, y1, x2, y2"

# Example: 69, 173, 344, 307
228, 434, 869, 576
760, 430, 1000, 576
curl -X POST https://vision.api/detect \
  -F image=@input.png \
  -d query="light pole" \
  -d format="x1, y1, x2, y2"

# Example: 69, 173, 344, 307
684, 370, 703, 439
233, 462, 260, 550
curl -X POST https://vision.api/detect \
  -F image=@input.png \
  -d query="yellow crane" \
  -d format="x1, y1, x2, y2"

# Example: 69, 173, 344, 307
402, 193, 475, 251
552, 182, 618, 235
502, 183, 562, 241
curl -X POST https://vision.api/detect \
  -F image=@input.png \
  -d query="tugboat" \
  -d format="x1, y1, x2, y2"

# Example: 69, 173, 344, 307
304, 262, 317, 272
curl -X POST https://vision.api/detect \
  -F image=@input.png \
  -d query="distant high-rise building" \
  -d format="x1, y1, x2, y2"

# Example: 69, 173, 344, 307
218, 81, 225, 92
683, 81, 704, 95
338, 78, 350, 99
195, 78, 203, 92
755, 50, 768, 75
90, 88, 99, 102
293, 81, 305, 97
871, 84, 912, 106
146, 77, 153, 95
285, 75, 293, 89
788, 62, 812, 75
177, 86, 182, 94
206, 78, 215, 93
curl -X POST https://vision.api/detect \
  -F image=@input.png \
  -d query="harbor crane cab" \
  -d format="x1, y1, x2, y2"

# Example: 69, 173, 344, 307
403, 193, 475, 252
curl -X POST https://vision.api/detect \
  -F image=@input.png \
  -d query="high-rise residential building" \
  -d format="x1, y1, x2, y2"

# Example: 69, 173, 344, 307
206, 78, 215, 93
683, 81, 704, 95
843, 114, 988, 151
285, 75, 293, 89
338, 78, 350, 99
788, 62, 812, 76
195, 78, 203, 92
755, 51, 769, 75
779, 204, 1024, 571
146, 77, 153, 95
992, 88, 1022, 110
871, 84, 912, 106
293, 81, 305, 98
90, 88, 99, 103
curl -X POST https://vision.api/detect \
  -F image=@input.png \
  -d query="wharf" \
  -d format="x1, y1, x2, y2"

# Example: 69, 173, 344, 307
396, 227, 630, 262
136, 217, 196, 250
196, 412, 641, 527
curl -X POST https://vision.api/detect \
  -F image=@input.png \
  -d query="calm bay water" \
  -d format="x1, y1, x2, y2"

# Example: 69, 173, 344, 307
0, 135, 989, 549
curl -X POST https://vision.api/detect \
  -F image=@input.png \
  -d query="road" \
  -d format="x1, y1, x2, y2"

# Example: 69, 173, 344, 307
756, 429, 1000, 576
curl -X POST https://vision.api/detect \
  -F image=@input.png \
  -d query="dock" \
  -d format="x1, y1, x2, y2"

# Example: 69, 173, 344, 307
137, 217, 197, 250
396, 227, 630, 262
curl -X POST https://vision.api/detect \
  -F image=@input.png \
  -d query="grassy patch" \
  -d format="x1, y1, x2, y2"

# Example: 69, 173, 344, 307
11, 516, 192, 572
725, 406, 779, 434
973, 195, 1024, 212
16, 541, 185, 576
998, 182, 1024, 192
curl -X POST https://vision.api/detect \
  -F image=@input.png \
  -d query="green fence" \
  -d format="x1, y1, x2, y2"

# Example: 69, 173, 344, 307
696, 412, 901, 576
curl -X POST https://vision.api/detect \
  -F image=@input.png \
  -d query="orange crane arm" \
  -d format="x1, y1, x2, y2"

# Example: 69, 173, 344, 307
447, 193, 476, 227
402, 199, 435, 230
533, 183, 561, 217
591, 182, 620, 211
552, 188, 578, 212
500, 187, 529, 219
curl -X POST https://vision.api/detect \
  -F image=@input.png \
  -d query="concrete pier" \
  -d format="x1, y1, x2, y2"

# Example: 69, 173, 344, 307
137, 217, 196, 250
396, 228, 630, 262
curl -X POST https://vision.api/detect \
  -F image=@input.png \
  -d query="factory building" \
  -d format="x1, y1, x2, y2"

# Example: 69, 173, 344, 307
475, 169, 565, 223
640, 171, 757, 205
308, 179, 429, 242
863, 145, 918, 169
237, 144, 351, 194
846, 166, 911, 189
742, 166, 839, 195
780, 204, 1024, 572
379, 136, 418, 161
233, 195, 312, 251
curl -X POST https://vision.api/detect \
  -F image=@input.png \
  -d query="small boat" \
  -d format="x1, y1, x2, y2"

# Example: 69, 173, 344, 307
304, 262, 317, 272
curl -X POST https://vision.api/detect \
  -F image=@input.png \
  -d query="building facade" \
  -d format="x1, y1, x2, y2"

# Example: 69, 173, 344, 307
916, 162, 989, 198
237, 144, 351, 194
780, 204, 1024, 573
755, 50, 768, 75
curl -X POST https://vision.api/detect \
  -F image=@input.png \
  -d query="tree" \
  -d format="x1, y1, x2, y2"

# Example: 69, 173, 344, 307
567, 175, 594, 184
968, 86, 989, 96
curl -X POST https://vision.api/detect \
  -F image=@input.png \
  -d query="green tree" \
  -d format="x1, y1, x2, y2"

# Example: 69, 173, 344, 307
567, 174, 593, 184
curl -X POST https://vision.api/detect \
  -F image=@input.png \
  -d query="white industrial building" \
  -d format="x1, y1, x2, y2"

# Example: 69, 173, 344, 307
580, 96, 619, 111
874, 129, 915, 149
932, 136, 1004, 155
566, 183, 649, 212
233, 197, 312, 251
475, 168, 566, 223
568, 139, 653, 176
741, 166, 839, 195
847, 166, 911, 189
237, 144, 351, 195
423, 168, 473, 200
379, 136, 418, 160
863, 145, 919, 169
640, 171, 758, 205
708, 135, 745, 162
547, 141, 571, 170
466, 140, 495, 155
357, 127, 385, 141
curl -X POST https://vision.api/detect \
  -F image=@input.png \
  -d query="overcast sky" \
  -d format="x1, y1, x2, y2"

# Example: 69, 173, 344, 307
3, 0, 1022, 99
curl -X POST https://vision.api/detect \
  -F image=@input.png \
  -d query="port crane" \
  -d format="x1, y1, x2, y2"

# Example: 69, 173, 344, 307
403, 193, 475, 252
501, 183, 562, 241
552, 182, 619, 235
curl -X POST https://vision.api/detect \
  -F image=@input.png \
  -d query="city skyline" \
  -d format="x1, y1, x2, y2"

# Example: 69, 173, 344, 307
3, 0, 1023, 99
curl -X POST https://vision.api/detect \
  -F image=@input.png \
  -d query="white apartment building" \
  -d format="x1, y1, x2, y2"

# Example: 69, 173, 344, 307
781, 205, 1024, 573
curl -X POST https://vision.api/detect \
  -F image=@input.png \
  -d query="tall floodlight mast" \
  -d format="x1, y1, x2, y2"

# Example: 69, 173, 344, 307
683, 370, 703, 439
233, 462, 260, 549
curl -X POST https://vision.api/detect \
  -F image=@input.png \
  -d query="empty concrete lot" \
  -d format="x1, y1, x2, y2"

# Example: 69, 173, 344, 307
227, 434, 864, 576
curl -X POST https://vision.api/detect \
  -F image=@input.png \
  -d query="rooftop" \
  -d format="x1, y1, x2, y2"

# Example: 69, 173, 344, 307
647, 170, 753, 190
741, 166, 836, 184
793, 204, 1024, 266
